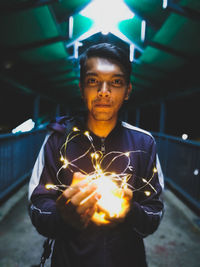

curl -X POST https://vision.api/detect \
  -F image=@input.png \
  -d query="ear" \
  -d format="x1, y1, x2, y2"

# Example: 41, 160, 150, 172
125, 83, 132, 100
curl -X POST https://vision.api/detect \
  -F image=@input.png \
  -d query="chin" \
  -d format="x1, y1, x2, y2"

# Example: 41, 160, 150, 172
92, 112, 114, 122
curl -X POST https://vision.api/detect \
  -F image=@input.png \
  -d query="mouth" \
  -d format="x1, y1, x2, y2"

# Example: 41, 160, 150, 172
95, 104, 111, 108
94, 102, 112, 108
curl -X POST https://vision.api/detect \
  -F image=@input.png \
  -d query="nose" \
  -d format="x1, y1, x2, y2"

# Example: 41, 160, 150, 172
98, 81, 110, 97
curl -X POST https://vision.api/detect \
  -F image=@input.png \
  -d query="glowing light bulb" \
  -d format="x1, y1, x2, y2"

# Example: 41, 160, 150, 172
125, 152, 130, 157
73, 127, 79, 132
153, 167, 157, 173
84, 131, 90, 137
63, 159, 69, 168
95, 153, 99, 160
142, 178, 147, 183
144, 191, 151, 196
45, 184, 54, 190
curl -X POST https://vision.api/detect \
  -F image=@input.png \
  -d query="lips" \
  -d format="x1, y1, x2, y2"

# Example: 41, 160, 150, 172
95, 104, 111, 107
94, 101, 112, 108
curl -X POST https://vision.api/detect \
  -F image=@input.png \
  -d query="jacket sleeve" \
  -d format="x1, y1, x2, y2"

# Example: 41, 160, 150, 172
28, 131, 74, 239
125, 137, 164, 237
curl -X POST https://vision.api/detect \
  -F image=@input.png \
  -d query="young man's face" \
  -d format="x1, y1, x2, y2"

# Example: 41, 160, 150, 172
81, 57, 132, 123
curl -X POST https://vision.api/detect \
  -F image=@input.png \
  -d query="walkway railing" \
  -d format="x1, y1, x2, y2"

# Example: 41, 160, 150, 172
152, 132, 200, 215
0, 127, 199, 215
0, 127, 47, 202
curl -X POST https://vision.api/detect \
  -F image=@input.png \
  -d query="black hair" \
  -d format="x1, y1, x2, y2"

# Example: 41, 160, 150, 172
79, 42, 132, 86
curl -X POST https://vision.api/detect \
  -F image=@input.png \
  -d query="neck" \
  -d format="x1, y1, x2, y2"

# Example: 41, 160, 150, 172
87, 115, 117, 138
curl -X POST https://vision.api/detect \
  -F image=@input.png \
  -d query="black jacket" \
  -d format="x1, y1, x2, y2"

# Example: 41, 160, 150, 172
28, 116, 164, 267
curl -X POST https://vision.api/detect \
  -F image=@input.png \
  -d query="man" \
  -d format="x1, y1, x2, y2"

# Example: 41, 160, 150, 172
28, 43, 164, 267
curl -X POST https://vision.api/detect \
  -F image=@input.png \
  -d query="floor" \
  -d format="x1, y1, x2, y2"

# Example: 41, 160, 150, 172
0, 185, 200, 267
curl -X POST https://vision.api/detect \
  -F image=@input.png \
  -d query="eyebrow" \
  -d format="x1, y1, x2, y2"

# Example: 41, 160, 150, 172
85, 72, 125, 78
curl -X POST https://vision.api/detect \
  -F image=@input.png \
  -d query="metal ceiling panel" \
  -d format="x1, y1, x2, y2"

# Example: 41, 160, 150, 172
0, 0, 199, 110
139, 46, 185, 70
50, 0, 91, 22
152, 14, 200, 57
0, 6, 59, 46
181, 0, 200, 11
124, 0, 169, 28
72, 14, 94, 41
18, 43, 68, 63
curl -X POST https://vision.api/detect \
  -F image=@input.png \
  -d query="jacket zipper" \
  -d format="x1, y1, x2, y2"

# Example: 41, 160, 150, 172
101, 138, 106, 154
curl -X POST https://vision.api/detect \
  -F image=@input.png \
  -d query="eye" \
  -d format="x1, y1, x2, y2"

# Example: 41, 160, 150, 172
111, 79, 124, 87
87, 78, 99, 86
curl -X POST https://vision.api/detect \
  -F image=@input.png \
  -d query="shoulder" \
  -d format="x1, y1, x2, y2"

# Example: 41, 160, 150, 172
47, 116, 75, 134
121, 121, 155, 143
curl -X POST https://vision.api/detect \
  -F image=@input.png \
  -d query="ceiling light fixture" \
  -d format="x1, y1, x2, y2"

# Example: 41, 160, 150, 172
141, 20, 146, 42
80, 0, 134, 35
162, 0, 168, 9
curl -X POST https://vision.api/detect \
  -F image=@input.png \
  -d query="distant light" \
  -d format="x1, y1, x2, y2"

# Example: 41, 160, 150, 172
4, 60, 13, 69
12, 119, 35, 134
163, 0, 168, 9
80, 0, 134, 35
182, 134, 188, 140
194, 169, 199, 176
141, 20, 146, 42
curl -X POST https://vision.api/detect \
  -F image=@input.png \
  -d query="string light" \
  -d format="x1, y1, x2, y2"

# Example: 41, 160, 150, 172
46, 127, 158, 225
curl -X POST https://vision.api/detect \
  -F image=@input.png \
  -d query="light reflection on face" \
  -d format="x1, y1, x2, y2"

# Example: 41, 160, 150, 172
82, 57, 132, 122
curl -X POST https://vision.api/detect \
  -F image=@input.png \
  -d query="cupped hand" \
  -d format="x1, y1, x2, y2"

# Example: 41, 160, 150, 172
56, 172, 101, 229
98, 187, 133, 225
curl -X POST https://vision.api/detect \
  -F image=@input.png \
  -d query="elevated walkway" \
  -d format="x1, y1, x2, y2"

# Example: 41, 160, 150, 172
0, 183, 200, 267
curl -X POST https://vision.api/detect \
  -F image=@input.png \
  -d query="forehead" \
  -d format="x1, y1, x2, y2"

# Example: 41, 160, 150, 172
85, 57, 124, 75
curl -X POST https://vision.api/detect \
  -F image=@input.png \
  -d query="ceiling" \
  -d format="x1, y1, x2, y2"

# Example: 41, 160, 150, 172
0, 0, 200, 113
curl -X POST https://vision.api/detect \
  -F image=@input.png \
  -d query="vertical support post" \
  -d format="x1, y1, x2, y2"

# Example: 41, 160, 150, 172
159, 100, 166, 133
33, 95, 40, 128
135, 107, 140, 127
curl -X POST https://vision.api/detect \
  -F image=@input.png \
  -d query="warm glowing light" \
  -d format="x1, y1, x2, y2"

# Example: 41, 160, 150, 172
63, 159, 69, 168
144, 191, 151, 196
153, 167, 157, 173
46, 126, 158, 226
94, 153, 99, 160
73, 127, 79, 132
84, 131, 90, 137
91, 153, 99, 160
45, 184, 54, 190
77, 173, 129, 224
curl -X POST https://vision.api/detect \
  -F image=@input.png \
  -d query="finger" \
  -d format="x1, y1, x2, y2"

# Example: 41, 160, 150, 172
80, 205, 97, 227
76, 193, 100, 214
72, 172, 87, 186
62, 178, 89, 200
123, 188, 133, 200
71, 183, 97, 206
